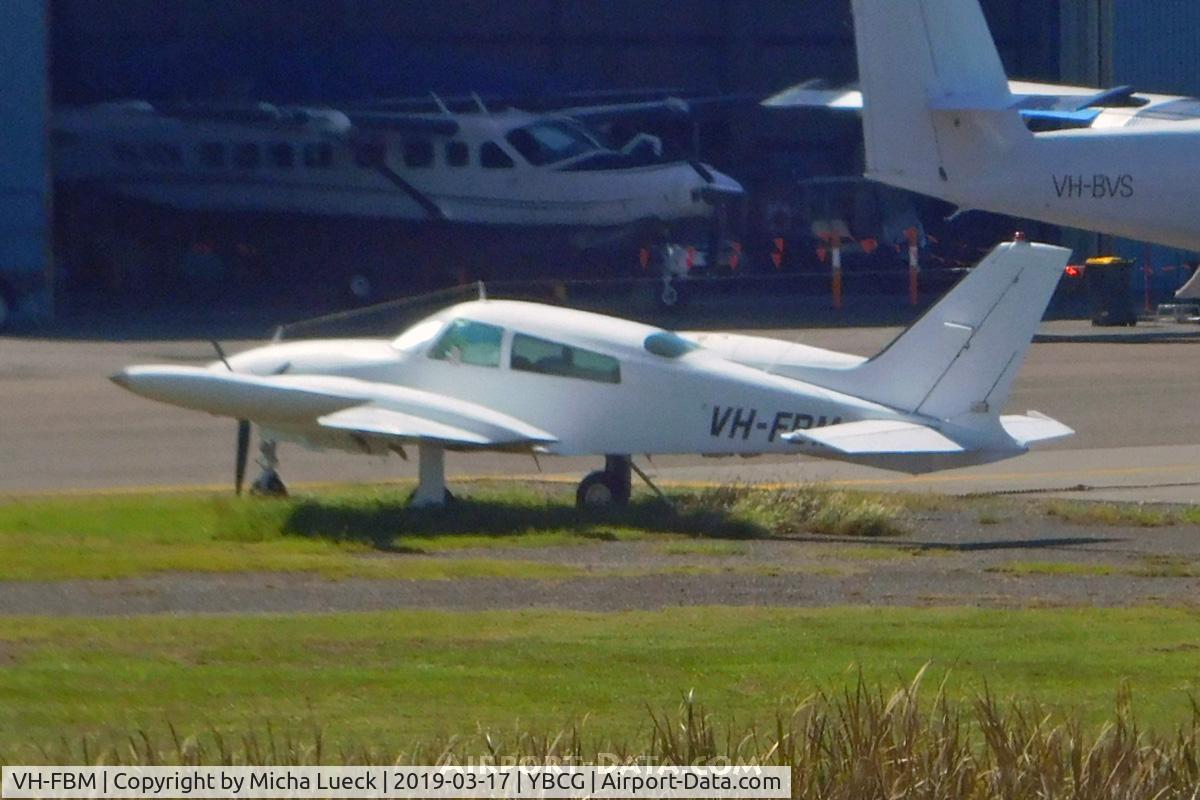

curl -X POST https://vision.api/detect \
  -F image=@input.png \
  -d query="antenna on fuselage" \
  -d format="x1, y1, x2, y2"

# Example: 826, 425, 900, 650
477, 280, 487, 301
430, 92, 451, 115
471, 92, 489, 114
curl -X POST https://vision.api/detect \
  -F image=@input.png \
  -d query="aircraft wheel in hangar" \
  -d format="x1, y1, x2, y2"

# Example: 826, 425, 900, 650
576, 468, 631, 509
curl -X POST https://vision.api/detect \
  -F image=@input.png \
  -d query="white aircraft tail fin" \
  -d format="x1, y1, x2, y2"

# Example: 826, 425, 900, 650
851, 0, 1030, 198
795, 240, 1070, 428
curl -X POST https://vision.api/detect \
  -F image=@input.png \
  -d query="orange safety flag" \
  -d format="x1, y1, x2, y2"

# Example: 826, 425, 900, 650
639, 248, 650, 270
730, 241, 742, 271
860, 238, 878, 255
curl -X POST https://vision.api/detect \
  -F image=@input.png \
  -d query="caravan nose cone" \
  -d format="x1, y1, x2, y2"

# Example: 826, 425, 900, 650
109, 370, 131, 389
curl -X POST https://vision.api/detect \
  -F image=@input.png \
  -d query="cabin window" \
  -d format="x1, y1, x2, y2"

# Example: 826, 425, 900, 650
446, 140, 469, 167
270, 143, 294, 168
112, 142, 141, 165
511, 333, 620, 384
404, 139, 434, 168
353, 140, 385, 167
198, 142, 225, 168
233, 143, 260, 169
428, 319, 503, 368
144, 142, 183, 167
480, 142, 514, 169
644, 332, 699, 359
303, 142, 333, 168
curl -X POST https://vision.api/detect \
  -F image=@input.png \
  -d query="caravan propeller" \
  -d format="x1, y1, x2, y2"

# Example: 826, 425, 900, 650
211, 340, 252, 495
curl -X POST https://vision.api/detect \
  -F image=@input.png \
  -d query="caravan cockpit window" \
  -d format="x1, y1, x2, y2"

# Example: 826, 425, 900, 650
505, 121, 599, 166
428, 319, 503, 367
480, 142, 514, 169
511, 333, 620, 383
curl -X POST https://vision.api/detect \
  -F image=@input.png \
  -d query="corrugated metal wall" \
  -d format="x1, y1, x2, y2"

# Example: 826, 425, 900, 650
1113, 1, 1200, 95
0, 0, 50, 320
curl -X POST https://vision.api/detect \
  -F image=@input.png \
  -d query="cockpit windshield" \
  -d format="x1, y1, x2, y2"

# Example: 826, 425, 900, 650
644, 331, 700, 359
505, 121, 600, 166
391, 318, 444, 352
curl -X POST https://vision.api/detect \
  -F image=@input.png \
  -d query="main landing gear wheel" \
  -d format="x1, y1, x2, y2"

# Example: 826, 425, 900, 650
407, 488, 455, 506
249, 439, 288, 497
250, 471, 288, 497
576, 455, 633, 509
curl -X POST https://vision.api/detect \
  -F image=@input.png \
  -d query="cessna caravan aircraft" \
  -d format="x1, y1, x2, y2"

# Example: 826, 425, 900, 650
53, 98, 742, 232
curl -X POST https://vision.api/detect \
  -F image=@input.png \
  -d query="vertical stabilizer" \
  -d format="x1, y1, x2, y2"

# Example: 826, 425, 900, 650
791, 240, 1070, 426
851, 0, 1029, 197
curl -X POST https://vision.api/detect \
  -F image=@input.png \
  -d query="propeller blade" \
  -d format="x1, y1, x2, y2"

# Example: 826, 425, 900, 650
235, 420, 250, 495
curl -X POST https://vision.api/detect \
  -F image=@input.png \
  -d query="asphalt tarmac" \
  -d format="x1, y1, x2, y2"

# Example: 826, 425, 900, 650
4, 319, 1200, 503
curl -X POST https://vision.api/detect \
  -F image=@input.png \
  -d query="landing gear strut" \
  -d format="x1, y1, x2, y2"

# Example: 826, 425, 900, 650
576, 455, 632, 508
250, 439, 288, 497
409, 445, 453, 508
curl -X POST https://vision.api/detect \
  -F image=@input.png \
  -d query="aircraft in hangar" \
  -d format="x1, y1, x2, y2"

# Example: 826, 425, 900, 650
110, 238, 1072, 507
53, 95, 741, 243
769, 0, 1200, 255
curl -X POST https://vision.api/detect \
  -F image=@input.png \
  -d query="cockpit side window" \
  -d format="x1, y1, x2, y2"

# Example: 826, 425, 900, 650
505, 121, 598, 166
428, 319, 503, 367
480, 142, 514, 169
511, 333, 620, 384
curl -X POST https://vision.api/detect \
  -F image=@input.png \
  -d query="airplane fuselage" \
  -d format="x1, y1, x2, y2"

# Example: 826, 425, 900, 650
926, 125, 1200, 253
222, 321, 899, 460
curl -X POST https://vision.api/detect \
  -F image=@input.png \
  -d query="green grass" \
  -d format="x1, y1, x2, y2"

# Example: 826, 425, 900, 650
2, 607, 1200, 762
658, 539, 750, 557
991, 557, 1200, 579
0, 484, 913, 581
1042, 500, 1179, 528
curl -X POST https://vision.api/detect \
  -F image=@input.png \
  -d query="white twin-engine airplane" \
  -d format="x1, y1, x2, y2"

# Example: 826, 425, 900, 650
778, 0, 1200, 254
112, 239, 1072, 508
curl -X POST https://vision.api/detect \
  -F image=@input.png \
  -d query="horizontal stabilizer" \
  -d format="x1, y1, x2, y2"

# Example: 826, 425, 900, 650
783, 420, 965, 455
1000, 412, 1074, 447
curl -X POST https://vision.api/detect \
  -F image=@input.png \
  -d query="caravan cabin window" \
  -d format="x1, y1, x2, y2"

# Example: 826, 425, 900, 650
303, 142, 333, 168
404, 139, 434, 168
234, 143, 260, 169
446, 140, 469, 167
428, 319, 503, 367
198, 142, 225, 168
511, 333, 620, 384
270, 143, 294, 168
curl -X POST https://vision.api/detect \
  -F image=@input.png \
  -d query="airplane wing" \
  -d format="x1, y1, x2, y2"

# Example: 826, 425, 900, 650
762, 79, 1149, 126
111, 366, 557, 451
344, 112, 460, 136
782, 420, 965, 455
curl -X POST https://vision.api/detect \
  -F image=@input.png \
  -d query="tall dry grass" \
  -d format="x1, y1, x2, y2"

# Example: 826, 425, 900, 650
9, 669, 1200, 798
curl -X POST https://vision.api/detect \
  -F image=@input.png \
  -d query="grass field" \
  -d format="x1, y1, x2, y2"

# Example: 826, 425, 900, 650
3, 606, 1200, 762
0, 484, 912, 581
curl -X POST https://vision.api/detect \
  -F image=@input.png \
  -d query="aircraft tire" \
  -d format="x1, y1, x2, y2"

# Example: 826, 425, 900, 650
576, 470, 629, 509
406, 488, 456, 506
250, 472, 288, 498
